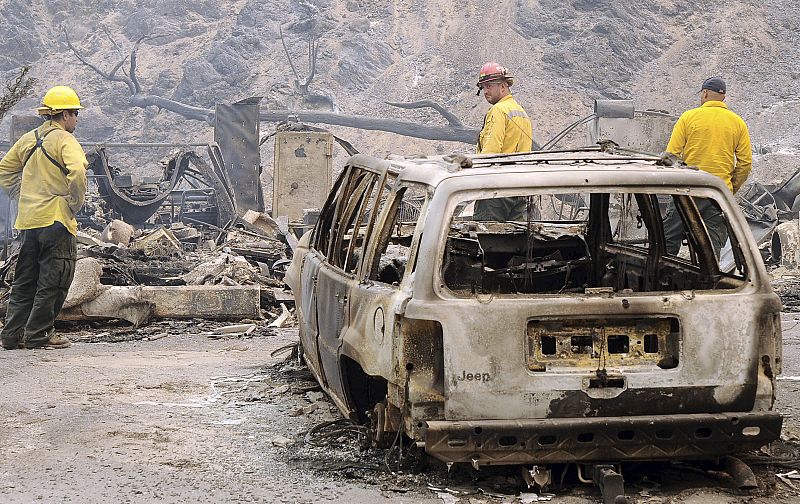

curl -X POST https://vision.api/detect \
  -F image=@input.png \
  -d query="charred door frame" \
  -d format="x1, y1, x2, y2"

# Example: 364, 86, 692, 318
309, 158, 391, 407
340, 181, 431, 416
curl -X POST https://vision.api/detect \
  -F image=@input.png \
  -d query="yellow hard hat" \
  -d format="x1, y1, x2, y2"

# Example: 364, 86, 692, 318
36, 85, 84, 115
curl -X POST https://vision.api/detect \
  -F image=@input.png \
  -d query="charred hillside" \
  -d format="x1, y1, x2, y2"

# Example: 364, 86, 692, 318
0, 0, 797, 181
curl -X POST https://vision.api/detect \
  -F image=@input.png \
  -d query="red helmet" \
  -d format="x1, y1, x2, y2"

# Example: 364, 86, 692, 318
476, 62, 514, 95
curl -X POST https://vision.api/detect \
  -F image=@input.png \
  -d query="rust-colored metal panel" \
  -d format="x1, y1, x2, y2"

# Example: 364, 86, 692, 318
273, 131, 333, 220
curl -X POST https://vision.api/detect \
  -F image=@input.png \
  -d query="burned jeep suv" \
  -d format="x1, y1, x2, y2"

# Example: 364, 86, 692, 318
286, 148, 782, 473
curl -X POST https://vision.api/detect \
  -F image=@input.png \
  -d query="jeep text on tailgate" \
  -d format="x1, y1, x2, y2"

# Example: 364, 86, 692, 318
285, 147, 782, 471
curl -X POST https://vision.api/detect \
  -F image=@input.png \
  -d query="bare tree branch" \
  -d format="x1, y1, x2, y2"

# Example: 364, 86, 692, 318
303, 36, 318, 87
129, 34, 168, 94
279, 26, 302, 87
101, 25, 123, 53
386, 100, 464, 128
63, 26, 135, 94
279, 28, 333, 111
280, 26, 319, 93
0, 66, 36, 122
259, 109, 477, 143
108, 58, 128, 81
128, 94, 216, 124
129, 36, 145, 94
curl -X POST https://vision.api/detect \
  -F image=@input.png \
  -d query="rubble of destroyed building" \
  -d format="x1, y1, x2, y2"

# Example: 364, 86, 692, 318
0, 169, 299, 334
0, 102, 330, 335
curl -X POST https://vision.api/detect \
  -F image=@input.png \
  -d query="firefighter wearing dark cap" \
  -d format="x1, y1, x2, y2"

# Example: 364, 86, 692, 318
662, 76, 752, 257
473, 62, 533, 222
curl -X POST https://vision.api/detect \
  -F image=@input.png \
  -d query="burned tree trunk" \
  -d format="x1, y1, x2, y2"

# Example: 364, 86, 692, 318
64, 31, 480, 145
259, 109, 477, 143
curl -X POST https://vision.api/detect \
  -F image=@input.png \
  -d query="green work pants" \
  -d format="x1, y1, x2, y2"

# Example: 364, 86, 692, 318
662, 198, 728, 259
1, 223, 76, 349
473, 197, 528, 222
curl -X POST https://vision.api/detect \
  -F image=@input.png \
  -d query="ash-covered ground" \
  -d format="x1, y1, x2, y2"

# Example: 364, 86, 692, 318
2, 320, 800, 504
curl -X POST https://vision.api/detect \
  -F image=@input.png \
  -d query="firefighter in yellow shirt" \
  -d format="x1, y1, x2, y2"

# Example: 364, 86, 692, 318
473, 62, 533, 221
663, 77, 752, 257
0, 86, 88, 350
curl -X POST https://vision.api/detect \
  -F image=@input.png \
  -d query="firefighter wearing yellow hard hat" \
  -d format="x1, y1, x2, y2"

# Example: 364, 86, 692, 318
35, 85, 85, 115
473, 62, 534, 222
0, 85, 88, 350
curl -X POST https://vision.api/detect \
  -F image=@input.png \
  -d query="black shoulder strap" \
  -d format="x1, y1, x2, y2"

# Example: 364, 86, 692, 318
21, 128, 69, 176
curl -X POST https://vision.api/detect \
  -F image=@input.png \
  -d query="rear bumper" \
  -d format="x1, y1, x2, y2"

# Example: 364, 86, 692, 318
423, 412, 783, 466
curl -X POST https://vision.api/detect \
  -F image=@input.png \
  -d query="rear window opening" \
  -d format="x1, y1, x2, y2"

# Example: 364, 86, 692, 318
442, 191, 748, 297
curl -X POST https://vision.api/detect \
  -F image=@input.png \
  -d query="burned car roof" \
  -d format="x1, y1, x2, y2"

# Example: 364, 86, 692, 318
347, 147, 730, 194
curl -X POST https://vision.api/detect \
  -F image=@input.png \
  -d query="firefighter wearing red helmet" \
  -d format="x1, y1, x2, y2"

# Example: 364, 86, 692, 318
474, 62, 533, 221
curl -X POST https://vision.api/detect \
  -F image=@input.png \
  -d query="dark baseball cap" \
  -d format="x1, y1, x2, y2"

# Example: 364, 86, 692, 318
701, 76, 726, 94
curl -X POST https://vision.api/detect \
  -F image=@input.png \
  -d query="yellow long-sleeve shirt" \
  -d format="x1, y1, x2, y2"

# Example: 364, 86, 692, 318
477, 94, 533, 154
0, 121, 88, 235
666, 100, 752, 193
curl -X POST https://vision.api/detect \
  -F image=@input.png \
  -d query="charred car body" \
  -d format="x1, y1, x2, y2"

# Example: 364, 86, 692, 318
285, 147, 782, 471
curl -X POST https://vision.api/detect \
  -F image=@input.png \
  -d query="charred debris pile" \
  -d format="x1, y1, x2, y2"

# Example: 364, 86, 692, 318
0, 146, 302, 333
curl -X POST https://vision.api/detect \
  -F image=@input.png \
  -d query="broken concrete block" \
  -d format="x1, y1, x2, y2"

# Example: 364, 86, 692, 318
142, 285, 261, 319
241, 210, 279, 237
100, 219, 135, 246
60, 285, 261, 324
271, 384, 291, 395
63, 258, 109, 309
305, 391, 325, 402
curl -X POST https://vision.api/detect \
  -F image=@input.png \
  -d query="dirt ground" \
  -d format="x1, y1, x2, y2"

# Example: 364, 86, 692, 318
1, 317, 800, 504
